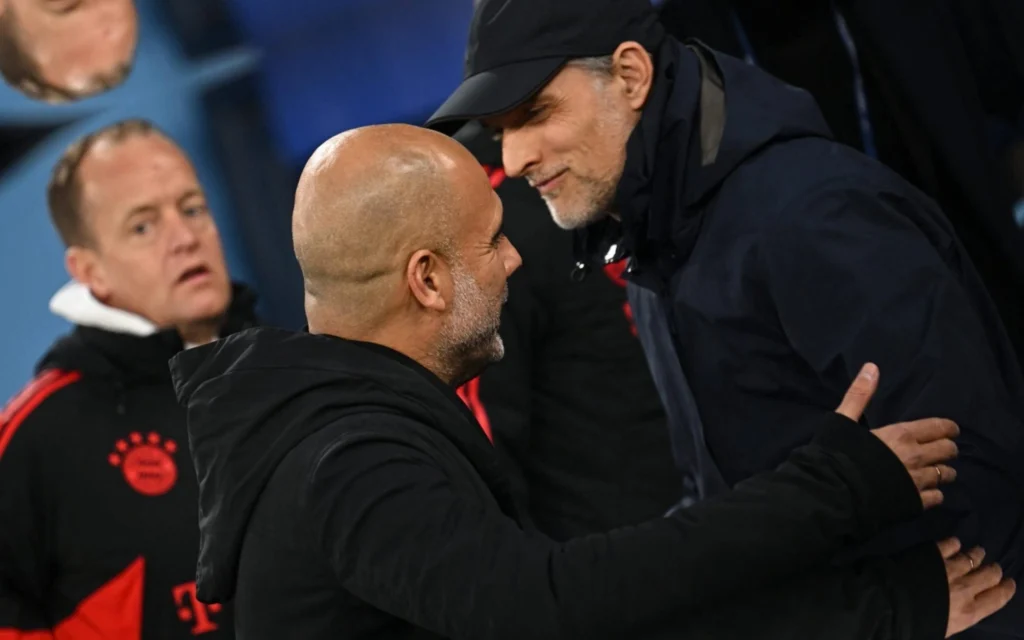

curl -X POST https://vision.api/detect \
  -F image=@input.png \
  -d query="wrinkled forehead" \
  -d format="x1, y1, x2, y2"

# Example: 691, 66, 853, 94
79, 135, 200, 220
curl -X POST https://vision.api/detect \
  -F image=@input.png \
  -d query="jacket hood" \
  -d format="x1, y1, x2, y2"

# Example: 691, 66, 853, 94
579, 38, 832, 271
38, 282, 258, 383
169, 327, 509, 604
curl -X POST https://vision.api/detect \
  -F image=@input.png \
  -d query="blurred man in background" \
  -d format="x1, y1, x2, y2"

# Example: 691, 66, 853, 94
657, 0, 1024, 365
0, 0, 137, 103
0, 119, 249, 638
454, 122, 682, 538
427, 0, 1024, 635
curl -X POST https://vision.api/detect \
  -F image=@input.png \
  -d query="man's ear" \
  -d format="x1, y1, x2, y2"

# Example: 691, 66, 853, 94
612, 41, 654, 111
66, 246, 111, 300
406, 249, 452, 312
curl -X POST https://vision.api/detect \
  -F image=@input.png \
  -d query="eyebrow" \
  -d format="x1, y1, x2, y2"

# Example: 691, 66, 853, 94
177, 189, 204, 207
123, 204, 158, 221
121, 189, 203, 220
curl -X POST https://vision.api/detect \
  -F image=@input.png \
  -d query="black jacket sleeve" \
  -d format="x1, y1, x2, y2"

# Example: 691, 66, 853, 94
0, 408, 55, 636
761, 189, 1024, 578
660, 545, 948, 640
305, 413, 943, 639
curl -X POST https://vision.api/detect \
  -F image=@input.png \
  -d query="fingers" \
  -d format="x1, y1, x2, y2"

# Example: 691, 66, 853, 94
971, 578, 1018, 625
947, 548, 986, 582
902, 418, 961, 443
921, 489, 944, 510
965, 563, 1006, 593
913, 439, 959, 467
835, 363, 879, 421
946, 551, 1015, 637
938, 538, 961, 560
910, 464, 957, 490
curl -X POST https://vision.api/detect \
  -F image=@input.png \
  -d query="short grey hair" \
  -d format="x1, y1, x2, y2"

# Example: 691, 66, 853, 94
567, 55, 615, 76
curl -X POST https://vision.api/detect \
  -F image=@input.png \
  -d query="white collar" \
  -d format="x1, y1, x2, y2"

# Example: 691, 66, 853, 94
49, 281, 159, 336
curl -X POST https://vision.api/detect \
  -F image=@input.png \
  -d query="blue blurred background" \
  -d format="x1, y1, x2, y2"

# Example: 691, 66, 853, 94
0, 0, 1022, 401
0, 0, 474, 400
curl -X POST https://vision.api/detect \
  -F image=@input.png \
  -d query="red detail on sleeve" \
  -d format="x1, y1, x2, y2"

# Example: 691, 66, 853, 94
0, 370, 81, 461
456, 378, 493, 444
51, 557, 144, 640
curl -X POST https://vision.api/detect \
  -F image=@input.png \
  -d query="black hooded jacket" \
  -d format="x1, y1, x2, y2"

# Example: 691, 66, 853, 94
170, 327, 948, 640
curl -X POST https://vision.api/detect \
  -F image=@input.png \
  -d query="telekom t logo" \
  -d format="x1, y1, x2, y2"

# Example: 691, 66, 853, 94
173, 582, 222, 635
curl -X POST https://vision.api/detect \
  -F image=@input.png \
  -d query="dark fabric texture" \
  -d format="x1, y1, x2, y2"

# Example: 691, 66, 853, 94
170, 326, 945, 639
657, 0, 1024, 364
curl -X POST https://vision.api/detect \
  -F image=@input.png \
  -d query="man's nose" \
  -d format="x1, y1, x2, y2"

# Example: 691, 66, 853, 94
501, 131, 539, 180
167, 212, 201, 253
504, 240, 523, 276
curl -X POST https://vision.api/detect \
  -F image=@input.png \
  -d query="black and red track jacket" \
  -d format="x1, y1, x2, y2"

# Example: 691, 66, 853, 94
455, 126, 682, 540
0, 284, 256, 640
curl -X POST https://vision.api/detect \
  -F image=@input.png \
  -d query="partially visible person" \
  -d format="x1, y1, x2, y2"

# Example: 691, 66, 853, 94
0, 119, 248, 639
657, 0, 1024, 364
170, 123, 1004, 640
426, 0, 1024, 635
454, 122, 682, 539
0, 0, 137, 103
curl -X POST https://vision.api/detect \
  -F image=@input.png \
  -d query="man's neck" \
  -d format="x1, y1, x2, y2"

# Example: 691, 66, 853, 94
308, 316, 454, 385
178, 320, 221, 347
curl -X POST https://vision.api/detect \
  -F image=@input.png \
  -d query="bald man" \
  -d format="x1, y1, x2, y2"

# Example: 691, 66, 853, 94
169, 124, 978, 640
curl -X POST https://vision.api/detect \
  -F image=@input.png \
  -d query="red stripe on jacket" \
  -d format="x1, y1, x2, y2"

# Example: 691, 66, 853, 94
0, 370, 81, 461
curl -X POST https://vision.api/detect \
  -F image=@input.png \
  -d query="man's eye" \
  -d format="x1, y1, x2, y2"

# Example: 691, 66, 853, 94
525, 106, 547, 122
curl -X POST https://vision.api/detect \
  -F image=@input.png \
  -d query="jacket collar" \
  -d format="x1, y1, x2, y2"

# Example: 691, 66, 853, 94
575, 39, 707, 279
50, 281, 160, 337
40, 282, 259, 382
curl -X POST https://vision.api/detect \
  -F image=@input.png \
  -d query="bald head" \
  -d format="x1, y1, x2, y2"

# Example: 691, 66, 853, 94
293, 123, 490, 330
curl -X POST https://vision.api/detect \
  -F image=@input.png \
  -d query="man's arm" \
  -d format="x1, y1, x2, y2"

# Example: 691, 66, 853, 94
649, 545, 947, 640
0, 384, 59, 639
761, 187, 1024, 576
305, 413, 945, 640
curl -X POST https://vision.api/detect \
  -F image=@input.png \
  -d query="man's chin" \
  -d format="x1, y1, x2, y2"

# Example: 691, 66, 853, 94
452, 336, 505, 387
545, 201, 602, 231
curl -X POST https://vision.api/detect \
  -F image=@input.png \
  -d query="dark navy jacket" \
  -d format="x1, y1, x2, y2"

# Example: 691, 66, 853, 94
657, 0, 1024, 364
593, 38, 1024, 627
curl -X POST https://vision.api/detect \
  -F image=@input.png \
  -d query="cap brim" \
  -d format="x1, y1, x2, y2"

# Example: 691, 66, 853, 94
426, 57, 567, 135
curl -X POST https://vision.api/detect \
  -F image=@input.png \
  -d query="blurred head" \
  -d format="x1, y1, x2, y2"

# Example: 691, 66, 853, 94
484, 43, 654, 230
0, 0, 137, 103
293, 124, 521, 385
49, 119, 232, 335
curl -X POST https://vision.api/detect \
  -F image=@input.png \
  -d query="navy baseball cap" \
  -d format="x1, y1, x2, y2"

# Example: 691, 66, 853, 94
426, 0, 665, 135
